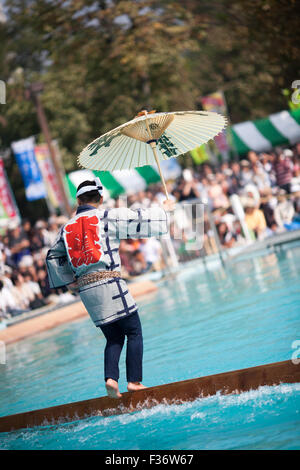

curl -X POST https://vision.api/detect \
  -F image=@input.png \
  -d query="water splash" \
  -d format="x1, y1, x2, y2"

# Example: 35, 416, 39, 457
0, 382, 299, 450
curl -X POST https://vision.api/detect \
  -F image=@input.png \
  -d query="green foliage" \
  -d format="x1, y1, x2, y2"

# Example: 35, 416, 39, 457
0, 0, 298, 218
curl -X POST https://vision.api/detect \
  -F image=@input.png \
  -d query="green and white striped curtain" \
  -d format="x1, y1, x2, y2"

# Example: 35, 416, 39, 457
65, 159, 182, 202
231, 109, 300, 155
65, 167, 160, 202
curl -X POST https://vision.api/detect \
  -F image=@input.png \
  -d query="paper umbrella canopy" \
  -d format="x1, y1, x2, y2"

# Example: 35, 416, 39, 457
78, 110, 227, 197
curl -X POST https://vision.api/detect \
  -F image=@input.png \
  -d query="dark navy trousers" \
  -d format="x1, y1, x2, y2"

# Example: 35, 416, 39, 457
99, 312, 143, 383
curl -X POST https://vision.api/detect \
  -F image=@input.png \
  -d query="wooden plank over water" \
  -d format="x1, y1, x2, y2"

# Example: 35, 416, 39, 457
0, 360, 299, 433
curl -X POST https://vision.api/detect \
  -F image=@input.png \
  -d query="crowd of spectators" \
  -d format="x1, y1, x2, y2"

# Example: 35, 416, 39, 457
1, 144, 300, 322
0, 216, 75, 322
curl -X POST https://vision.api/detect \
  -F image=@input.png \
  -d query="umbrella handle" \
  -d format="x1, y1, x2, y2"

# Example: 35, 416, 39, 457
144, 114, 169, 200
137, 109, 156, 117
149, 142, 169, 200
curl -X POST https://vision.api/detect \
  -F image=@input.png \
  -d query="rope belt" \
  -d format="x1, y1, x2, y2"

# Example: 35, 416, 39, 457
77, 271, 121, 288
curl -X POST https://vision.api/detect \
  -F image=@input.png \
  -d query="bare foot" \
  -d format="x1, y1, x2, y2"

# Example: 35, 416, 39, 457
127, 382, 147, 392
105, 379, 122, 398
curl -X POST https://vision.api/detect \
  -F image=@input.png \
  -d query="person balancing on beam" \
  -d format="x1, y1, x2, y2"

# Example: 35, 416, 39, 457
46, 178, 175, 398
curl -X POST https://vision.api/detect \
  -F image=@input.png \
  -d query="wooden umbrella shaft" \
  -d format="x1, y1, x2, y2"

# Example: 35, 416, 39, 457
149, 142, 169, 200
144, 115, 169, 200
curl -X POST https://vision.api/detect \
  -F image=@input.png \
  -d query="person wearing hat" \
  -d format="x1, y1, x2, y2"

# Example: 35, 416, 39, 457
274, 189, 295, 230
273, 150, 293, 193
46, 177, 175, 398
241, 196, 267, 240
240, 159, 254, 187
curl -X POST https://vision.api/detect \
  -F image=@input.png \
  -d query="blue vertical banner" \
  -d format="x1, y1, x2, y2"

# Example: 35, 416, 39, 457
11, 137, 46, 201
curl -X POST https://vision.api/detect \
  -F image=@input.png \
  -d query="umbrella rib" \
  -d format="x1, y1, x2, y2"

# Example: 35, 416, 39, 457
174, 114, 223, 120
174, 121, 225, 133
163, 135, 187, 156
172, 126, 219, 146
137, 140, 147, 166
80, 154, 93, 170
139, 141, 144, 166
79, 143, 104, 170
169, 129, 209, 151
158, 132, 187, 160
167, 131, 201, 153
145, 141, 150, 166
127, 139, 139, 169
88, 149, 109, 171
110, 135, 134, 171
172, 114, 225, 126
175, 120, 226, 134
137, 140, 141, 166
100, 135, 130, 171
176, 125, 225, 140
127, 138, 140, 170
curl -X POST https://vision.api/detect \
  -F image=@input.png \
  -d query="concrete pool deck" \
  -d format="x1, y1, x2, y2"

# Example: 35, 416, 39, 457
0, 280, 158, 345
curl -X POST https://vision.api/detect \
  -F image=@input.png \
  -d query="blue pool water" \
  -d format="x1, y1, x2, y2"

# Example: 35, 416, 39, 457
0, 244, 300, 449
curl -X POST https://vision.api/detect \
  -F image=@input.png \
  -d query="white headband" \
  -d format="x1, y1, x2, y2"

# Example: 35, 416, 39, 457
76, 177, 103, 197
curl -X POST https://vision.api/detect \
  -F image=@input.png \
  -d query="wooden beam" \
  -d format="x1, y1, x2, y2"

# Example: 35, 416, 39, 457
0, 360, 299, 433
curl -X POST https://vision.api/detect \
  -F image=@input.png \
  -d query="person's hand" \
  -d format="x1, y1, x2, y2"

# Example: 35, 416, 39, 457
163, 199, 176, 212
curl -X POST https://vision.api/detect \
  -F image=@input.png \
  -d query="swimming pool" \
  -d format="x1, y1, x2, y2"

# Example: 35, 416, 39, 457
0, 244, 300, 449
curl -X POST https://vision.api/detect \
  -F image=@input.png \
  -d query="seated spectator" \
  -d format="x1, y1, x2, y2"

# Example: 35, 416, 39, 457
273, 151, 293, 193
23, 272, 47, 309
0, 242, 5, 277
252, 163, 271, 193
240, 160, 254, 186
29, 221, 46, 254
273, 190, 295, 229
228, 175, 242, 195
1, 234, 14, 268
139, 238, 163, 272
37, 268, 52, 298
207, 176, 229, 209
231, 162, 241, 180
217, 221, 237, 248
242, 183, 261, 207
176, 172, 201, 202
241, 197, 267, 240
260, 193, 278, 230
8, 224, 32, 267
21, 219, 33, 239
0, 279, 25, 317
248, 151, 261, 167
2, 275, 30, 316
119, 241, 134, 278
11, 273, 32, 310
43, 219, 60, 247
119, 240, 146, 276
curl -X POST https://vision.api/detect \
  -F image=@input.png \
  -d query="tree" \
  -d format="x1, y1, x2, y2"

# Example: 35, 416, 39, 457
0, 0, 298, 220
187, 0, 300, 121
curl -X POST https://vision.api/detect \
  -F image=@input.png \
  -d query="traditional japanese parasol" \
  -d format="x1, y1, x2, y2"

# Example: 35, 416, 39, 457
78, 110, 227, 199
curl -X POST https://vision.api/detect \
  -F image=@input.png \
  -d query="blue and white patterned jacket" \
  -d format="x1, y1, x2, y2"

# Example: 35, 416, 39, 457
46, 204, 168, 326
